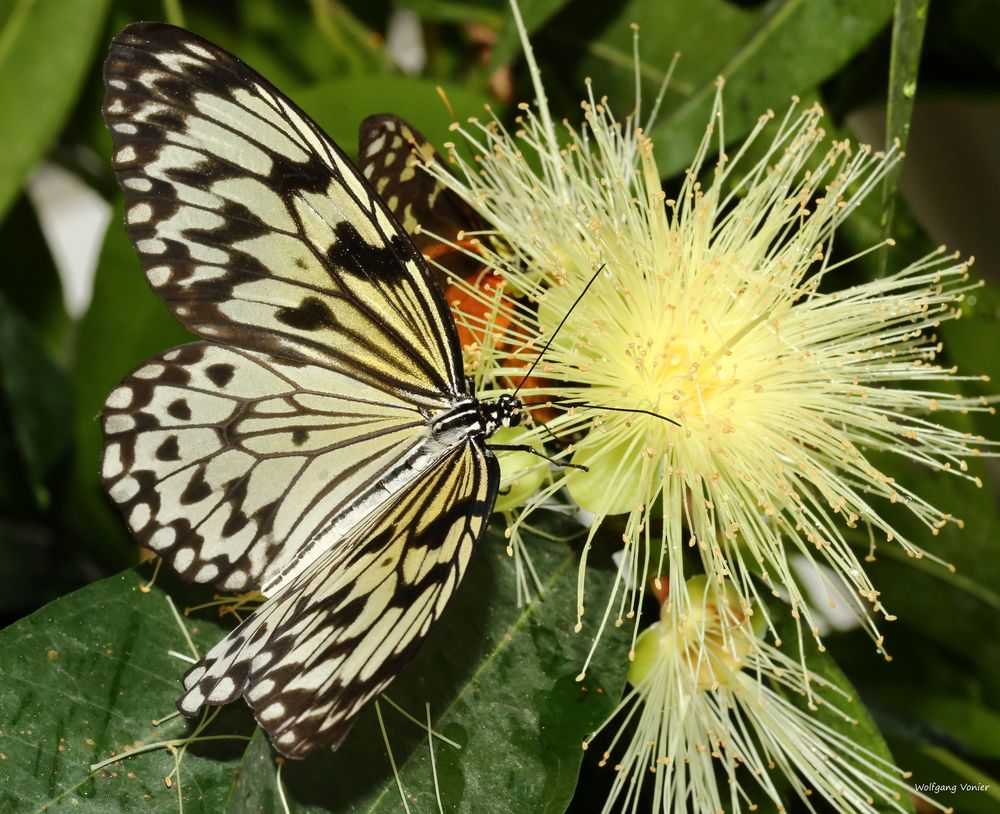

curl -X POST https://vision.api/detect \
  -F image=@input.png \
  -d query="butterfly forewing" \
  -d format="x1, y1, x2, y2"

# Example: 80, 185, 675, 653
103, 23, 463, 400
100, 22, 514, 758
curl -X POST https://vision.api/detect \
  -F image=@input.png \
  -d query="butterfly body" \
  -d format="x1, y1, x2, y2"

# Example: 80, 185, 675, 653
100, 22, 521, 757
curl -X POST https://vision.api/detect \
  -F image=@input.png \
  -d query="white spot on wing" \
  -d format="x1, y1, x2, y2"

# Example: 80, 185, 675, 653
129, 503, 151, 531
127, 203, 152, 224
109, 475, 140, 503
208, 676, 236, 702
102, 444, 124, 479
137, 238, 167, 255
134, 363, 166, 380
195, 564, 219, 582
146, 266, 171, 286
174, 546, 195, 572
104, 413, 136, 434
365, 134, 386, 158
149, 526, 177, 550
106, 387, 133, 409
184, 42, 215, 60
261, 701, 286, 721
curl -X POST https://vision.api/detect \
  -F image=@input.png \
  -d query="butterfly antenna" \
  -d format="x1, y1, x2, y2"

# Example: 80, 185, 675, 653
512, 263, 607, 398
575, 403, 680, 428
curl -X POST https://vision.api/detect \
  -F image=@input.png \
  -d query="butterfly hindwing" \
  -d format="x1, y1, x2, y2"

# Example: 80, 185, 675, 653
102, 341, 433, 594
103, 23, 463, 401
177, 441, 496, 757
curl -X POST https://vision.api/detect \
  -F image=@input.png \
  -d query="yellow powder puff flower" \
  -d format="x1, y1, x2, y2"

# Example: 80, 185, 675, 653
584, 576, 951, 814
427, 4, 995, 667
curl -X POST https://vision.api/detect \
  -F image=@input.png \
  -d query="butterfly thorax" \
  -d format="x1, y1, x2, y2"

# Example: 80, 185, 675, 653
476, 393, 522, 436
429, 393, 522, 445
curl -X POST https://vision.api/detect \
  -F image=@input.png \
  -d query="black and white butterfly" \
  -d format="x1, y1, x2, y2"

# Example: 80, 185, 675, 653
100, 22, 523, 758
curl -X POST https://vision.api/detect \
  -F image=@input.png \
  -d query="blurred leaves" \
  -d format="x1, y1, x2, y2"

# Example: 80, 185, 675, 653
0, 194, 69, 357
294, 75, 496, 156
0, 0, 112, 223
0, 293, 72, 511
0, 525, 628, 813
528, 0, 894, 177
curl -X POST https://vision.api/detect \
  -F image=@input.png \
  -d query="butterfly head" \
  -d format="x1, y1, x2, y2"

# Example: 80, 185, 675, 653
480, 394, 522, 436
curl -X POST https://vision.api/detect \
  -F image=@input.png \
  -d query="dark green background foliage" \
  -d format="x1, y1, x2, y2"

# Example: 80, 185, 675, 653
0, 1, 998, 812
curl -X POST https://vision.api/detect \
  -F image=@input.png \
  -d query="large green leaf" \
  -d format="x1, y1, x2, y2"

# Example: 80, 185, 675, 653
0, 524, 628, 812
0, 0, 113, 223
530, 0, 894, 178
878, 0, 929, 273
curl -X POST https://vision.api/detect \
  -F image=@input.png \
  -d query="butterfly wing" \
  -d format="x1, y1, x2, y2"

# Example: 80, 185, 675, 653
177, 440, 497, 758
103, 23, 463, 401
101, 23, 503, 757
102, 341, 435, 594
358, 114, 488, 278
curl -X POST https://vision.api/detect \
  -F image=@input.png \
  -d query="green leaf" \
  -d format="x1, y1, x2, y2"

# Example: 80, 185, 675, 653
854, 455, 1000, 708
490, 0, 573, 71
909, 696, 1000, 759
399, 0, 504, 27
234, 0, 386, 88
0, 524, 628, 813
892, 740, 1000, 814
655, 0, 895, 176
938, 279, 1000, 442
0, 0, 113, 223
67, 201, 194, 569
879, 0, 930, 274
0, 293, 73, 510
535, 0, 893, 178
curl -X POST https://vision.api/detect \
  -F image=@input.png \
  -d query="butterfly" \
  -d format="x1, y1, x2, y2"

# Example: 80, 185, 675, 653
99, 22, 523, 759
